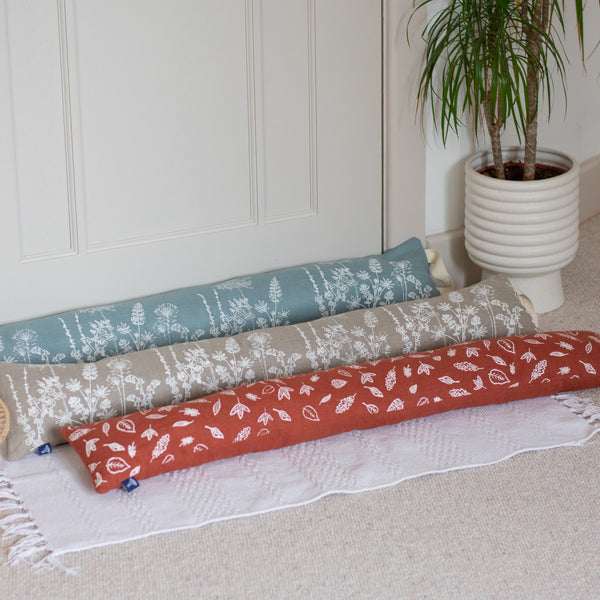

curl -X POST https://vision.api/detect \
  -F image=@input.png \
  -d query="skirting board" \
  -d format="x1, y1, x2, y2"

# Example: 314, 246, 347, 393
579, 155, 600, 224
425, 229, 481, 291
427, 154, 600, 290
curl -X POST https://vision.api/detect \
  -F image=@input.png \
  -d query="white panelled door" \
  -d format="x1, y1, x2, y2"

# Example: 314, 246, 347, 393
0, 0, 382, 324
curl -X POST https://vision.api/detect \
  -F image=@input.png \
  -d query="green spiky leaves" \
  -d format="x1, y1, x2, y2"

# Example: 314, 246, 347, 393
409, 0, 587, 180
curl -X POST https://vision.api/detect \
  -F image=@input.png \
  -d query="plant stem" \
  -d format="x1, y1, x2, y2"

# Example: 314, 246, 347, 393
523, 0, 550, 181
483, 93, 505, 179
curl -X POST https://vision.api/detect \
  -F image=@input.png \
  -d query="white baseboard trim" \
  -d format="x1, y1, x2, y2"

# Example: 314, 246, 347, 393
425, 229, 481, 291
579, 154, 600, 223
427, 154, 600, 290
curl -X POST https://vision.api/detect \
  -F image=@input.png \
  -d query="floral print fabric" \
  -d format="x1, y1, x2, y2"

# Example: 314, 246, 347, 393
0, 277, 537, 460
0, 238, 436, 365
63, 330, 600, 493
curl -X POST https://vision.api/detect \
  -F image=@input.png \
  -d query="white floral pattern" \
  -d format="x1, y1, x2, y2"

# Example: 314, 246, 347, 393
0, 277, 537, 460
0, 238, 436, 364
63, 330, 600, 493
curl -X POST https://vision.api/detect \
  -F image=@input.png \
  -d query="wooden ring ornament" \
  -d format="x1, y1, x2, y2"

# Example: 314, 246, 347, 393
0, 397, 9, 445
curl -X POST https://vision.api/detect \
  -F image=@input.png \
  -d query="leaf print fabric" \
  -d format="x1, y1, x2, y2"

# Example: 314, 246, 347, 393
0, 276, 538, 460
63, 330, 600, 493
0, 238, 437, 365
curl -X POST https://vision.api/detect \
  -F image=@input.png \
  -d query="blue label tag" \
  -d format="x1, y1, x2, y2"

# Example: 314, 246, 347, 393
121, 477, 139, 493
35, 443, 52, 456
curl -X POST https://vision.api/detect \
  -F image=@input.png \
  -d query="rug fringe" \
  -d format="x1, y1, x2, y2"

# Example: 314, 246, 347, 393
0, 470, 71, 572
556, 393, 600, 424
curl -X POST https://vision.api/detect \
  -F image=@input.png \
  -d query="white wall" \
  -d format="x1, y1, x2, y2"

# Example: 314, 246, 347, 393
425, 5, 600, 236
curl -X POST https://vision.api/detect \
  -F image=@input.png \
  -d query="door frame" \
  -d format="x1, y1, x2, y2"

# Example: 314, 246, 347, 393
382, 0, 426, 250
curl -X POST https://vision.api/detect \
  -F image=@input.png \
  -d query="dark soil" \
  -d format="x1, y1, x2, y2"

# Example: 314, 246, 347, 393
478, 161, 567, 180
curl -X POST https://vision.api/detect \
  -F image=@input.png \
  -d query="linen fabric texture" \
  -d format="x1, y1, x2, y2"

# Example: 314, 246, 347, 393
0, 238, 437, 365
63, 330, 600, 493
0, 277, 537, 460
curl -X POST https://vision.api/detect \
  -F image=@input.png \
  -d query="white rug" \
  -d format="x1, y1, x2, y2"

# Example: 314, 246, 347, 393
1, 393, 599, 570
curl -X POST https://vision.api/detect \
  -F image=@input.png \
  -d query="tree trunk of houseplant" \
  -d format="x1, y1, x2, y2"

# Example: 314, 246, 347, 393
464, 147, 579, 313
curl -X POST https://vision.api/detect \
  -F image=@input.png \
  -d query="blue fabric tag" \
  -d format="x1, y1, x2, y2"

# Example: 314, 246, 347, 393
121, 477, 140, 493
35, 443, 52, 456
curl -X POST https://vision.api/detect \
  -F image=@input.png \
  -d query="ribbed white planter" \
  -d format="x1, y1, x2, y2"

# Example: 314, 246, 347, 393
465, 147, 579, 314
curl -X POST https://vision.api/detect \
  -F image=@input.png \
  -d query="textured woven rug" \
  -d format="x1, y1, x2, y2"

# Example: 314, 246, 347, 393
1, 393, 599, 570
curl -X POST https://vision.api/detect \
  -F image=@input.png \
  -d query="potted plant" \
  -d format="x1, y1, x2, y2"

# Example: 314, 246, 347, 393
409, 0, 593, 313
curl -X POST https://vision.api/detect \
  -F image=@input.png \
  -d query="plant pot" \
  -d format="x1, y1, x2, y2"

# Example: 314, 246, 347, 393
464, 146, 579, 314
